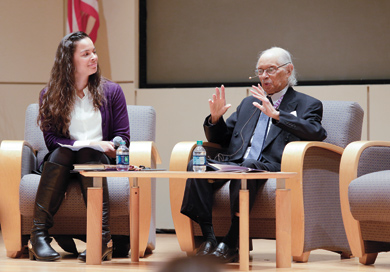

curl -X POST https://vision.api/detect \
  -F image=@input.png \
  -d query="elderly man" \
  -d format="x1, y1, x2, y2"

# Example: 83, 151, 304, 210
181, 47, 327, 263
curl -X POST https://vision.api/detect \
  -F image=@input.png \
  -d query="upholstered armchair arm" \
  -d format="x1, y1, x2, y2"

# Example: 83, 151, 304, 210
21, 142, 38, 178
340, 141, 390, 262
281, 141, 344, 261
169, 141, 223, 253
0, 140, 35, 257
129, 141, 161, 257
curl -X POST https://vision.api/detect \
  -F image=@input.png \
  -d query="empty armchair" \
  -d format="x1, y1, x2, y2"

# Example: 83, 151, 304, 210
169, 100, 363, 262
0, 104, 161, 258
340, 141, 390, 265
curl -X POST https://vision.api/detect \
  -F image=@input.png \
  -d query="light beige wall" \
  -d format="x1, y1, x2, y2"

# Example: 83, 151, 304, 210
369, 85, 390, 141
1, 1, 389, 230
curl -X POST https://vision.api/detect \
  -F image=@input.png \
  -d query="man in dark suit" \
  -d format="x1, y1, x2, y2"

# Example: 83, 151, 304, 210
181, 47, 327, 262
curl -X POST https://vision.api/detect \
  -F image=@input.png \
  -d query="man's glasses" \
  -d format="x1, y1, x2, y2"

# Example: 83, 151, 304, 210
255, 62, 291, 76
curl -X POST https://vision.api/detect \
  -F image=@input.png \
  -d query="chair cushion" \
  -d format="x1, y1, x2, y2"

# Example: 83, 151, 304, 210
349, 170, 390, 222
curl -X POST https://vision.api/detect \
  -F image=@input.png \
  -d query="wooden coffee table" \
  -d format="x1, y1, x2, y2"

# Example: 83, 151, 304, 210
80, 170, 296, 270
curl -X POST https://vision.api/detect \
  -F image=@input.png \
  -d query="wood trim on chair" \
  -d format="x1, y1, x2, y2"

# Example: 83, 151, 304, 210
0, 140, 30, 257
130, 141, 161, 257
339, 141, 390, 262
169, 141, 197, 254
130, 141, 162, 167
281, 141, 344, 259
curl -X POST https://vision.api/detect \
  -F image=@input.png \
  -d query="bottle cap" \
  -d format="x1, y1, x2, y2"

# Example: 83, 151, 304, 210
197, 140, 203, 145
120, 140, 126, 145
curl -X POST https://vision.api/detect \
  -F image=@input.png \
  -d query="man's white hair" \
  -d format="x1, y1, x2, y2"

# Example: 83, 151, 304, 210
257, 47, 297, 87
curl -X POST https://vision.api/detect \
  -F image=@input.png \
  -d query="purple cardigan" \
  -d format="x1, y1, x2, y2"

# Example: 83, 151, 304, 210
40, 80, 130, 152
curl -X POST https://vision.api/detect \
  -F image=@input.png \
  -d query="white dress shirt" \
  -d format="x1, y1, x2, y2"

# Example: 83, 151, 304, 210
68, 88, 103, 146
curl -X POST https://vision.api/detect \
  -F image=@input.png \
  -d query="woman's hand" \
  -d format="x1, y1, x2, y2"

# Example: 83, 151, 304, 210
209, 85, 232, 124
91, 141, 116, 158
250, 84, 280, 120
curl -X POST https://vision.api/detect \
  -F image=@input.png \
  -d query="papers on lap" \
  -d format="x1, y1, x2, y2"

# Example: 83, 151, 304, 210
209, 163, 266, 173
59, 143, 105, 152
73, 164, 118, 170
73, 164, 139, 171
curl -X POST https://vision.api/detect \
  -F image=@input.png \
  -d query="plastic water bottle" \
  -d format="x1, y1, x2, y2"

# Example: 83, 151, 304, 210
116, 140, 129, 171
193, 140, 206, 172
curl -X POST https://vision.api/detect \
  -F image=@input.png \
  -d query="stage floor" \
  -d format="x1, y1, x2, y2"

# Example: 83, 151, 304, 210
0, 231, 389, 272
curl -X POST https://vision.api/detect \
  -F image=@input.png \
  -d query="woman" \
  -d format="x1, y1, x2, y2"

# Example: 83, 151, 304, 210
29, 31, 130, 262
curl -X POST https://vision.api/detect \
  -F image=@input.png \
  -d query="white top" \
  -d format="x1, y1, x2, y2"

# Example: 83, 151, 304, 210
68, 88, 103, 146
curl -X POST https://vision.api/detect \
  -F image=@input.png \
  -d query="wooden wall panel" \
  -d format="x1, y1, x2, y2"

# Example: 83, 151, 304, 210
0, 0, 64, 83
97, 0, 137, 83
0, 84, 45, 142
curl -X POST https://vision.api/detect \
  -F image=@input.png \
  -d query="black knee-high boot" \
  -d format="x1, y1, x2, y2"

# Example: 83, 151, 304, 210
29, 162, 71, 261
77, 176, 113, 262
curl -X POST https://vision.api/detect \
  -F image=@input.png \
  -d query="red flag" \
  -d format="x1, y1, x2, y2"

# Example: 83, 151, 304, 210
67, 0, 100, 43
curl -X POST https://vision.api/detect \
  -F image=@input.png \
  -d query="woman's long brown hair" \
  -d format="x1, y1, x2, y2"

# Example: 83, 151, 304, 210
38, 31, 105, 137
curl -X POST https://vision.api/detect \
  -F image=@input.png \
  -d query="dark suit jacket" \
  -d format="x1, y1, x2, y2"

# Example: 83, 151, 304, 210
203, 87, 327, 172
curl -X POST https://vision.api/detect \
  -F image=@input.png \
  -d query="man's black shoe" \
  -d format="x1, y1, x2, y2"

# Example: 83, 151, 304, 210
196, 240, 217, 257
208, 242, 238, 263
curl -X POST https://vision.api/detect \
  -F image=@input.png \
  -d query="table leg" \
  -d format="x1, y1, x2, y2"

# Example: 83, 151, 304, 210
275, 186, 291, 268
239, 187, 249, 271
86, 183, 103, 265
130, 177, 140, 262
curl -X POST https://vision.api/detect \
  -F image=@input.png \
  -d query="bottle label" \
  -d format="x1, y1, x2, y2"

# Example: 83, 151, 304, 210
117, 155, 129, 165
193, 155, 206, 166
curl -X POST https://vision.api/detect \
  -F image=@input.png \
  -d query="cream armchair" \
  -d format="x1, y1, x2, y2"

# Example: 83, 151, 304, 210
0, 104, 161, 258
169, 100, 363, 262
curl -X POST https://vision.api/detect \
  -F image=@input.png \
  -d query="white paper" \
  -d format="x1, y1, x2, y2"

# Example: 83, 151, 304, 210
209, 163, 266, 173
58, 143, 104, 152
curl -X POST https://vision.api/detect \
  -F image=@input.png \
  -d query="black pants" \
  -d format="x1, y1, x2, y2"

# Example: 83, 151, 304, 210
180, 158, 270, 224
44, 146, 111, 169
